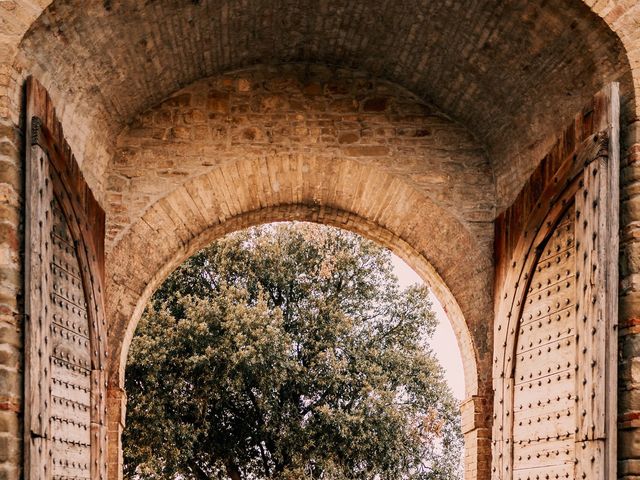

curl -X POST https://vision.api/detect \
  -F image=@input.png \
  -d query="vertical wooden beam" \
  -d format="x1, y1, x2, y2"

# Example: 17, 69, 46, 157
575, 159, 607, 479
603, 82, 619, 480
24, 91, 54, 480
575, 82, 619, 480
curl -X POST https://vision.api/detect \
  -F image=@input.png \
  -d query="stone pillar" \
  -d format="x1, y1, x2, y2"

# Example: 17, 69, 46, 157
461, 395, 492, 480
0, 67, 23, 480
619, 119, 640, 479
107, 386, 127, 480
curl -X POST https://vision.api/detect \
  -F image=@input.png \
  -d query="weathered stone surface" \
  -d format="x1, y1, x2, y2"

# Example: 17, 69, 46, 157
107, 66, 494, 249
2, 0, 634, 209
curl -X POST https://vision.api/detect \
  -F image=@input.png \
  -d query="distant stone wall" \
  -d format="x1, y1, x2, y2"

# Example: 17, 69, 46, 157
107, 65, 494, 246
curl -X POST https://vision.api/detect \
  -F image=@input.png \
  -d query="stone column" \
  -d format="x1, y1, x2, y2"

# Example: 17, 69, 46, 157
107, 386, 127, 480
0, 63, 23, 480
461, 395, 492, 480
619, 118, 640, 480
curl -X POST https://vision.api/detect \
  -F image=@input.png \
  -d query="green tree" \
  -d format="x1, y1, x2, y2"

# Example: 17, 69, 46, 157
124, 223, 462, 480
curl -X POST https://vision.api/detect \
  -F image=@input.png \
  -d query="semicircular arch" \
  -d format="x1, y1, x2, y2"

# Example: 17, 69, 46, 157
106, 157, 493, 398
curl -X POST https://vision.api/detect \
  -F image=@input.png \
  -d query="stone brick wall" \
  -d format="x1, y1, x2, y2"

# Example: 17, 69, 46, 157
107, 65, 494, 243
461, 396, 492, 480
102, 68, 498, 432
619, 118, 640, 480
106, 387, 126, 480
102, 65, 496, 391
7, 0, 631, 210
102, 67, 499, 477
0, 96, 22, 480
0, 3, 23, 468
106, 180, 493, 393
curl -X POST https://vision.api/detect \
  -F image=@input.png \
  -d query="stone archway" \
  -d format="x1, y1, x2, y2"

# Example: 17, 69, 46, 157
101, 63, 497, 388
106, 203, 488, 480
107, 180, 491, 396
95, 65, 496, 480
2, 2, 640, 480
107, 203, 489, 480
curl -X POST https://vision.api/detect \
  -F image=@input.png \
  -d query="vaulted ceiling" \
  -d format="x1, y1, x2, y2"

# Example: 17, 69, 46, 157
15, 0, 630, 205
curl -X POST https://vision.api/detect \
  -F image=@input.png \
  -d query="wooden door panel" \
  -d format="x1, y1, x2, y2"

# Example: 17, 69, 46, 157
513, 438, 574, 472
24, 78, 107, 480
492, 84, 619, 480
514, 463, 573, 480
513, 205, 577, 467
49, 195, 92, 480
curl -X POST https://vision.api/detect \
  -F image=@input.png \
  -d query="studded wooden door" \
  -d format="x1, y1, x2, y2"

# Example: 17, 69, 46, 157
23, 78, 107, 480
511, 204, 577, 480
492, 84, 619, 480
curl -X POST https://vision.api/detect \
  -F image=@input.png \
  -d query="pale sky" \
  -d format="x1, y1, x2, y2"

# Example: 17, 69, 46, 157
390, 254, 465, 400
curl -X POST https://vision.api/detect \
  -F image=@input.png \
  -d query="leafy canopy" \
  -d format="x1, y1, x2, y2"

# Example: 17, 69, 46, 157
124, 223, 462, 480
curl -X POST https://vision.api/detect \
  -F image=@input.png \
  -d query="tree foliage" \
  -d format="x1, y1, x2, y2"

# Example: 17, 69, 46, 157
124, 223, 463, 480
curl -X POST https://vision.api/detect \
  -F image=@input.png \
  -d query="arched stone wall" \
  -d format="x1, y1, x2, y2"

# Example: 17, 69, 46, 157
106, 164, 492, 394
111, 204, 479, 391
101, 65, 496, 389
98, 66, 495, 479
104, 173, 493, 480
1, 0, 634, 207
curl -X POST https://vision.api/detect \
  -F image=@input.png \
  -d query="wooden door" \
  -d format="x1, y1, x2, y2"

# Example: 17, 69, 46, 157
492, 84, 619, 480
23, 78, 107, 480
511, 203, 577, 479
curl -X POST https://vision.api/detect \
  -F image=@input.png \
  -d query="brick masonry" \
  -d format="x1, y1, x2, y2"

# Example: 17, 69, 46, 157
619, 119, 640, 480
1, 1, 640, 480
102, 63, 496, 384
3, 0, 632, 209
106, 65, 495, 245
0, 115, 21, 480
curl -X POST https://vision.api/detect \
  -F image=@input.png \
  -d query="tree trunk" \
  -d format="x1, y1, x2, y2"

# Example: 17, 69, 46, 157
226, 462, 242, 480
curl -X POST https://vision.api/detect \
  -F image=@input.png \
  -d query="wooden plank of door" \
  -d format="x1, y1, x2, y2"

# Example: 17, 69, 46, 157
24, 109, 55, 479
574, 82, 619, 480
